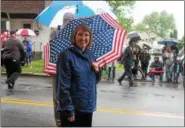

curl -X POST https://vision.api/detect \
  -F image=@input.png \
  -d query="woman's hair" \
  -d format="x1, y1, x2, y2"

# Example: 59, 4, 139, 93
71, 24, 93, 48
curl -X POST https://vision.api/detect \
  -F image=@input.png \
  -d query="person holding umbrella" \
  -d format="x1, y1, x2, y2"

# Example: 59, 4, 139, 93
56, 24, 100, 127
117, 31, 141, 87
118, 39, 136, 87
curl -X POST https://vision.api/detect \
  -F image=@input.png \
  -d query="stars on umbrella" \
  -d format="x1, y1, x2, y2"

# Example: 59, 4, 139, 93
50, 15, 117, 64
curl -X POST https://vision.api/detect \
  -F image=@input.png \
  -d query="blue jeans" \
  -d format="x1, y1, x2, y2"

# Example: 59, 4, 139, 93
151, 73, 163, 82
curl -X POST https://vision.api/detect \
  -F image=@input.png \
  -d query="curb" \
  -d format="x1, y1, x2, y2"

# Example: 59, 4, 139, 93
1, 72, 51, 77
1, 72, 152, 83
1, 72, 152, 82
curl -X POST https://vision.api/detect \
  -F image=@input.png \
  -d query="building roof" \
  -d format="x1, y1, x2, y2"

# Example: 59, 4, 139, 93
1, 1, 46, 14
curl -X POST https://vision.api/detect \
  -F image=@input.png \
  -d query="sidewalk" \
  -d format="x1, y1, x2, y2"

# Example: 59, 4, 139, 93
1, 71, 152, 82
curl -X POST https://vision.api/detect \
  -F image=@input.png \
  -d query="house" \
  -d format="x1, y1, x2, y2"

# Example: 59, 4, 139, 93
1, 1, 52, 59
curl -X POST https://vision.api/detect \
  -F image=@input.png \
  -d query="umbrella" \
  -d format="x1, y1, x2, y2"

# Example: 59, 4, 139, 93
158, 38, 179, 46
137, 41, 152, 50
16, 29, 36, 36
36, 1, 117, 28
44, 13, 126, 75
127, 31, 141, 42
43, 42, 56, 75
1, 31, 9, 42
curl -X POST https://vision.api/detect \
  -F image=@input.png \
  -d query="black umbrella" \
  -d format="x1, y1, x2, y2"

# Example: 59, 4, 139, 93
127, 31, 141, 42
158, 38, 179, 46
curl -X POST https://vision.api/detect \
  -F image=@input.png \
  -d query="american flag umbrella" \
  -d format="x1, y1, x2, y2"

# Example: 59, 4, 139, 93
44, 42, 56, 75
44, 13, 127, 75
16, 29, 36, 36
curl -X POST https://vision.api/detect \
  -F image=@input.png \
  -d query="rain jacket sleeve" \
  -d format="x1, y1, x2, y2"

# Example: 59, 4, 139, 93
56, 51, 74, 117
87, 51, 101, 84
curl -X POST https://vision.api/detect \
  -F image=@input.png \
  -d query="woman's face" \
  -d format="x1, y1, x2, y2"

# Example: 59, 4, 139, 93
75, 29, 90, 51
167, 46, 171, 52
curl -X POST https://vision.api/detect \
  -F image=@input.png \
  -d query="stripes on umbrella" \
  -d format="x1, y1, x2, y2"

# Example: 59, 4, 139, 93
16, 29, 36, 36
44, 13, 126, 75
44, 42, 56, 75
96, 13, 127, 67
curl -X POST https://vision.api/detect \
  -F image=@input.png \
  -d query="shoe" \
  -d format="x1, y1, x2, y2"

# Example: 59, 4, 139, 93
6, 81, 13, 89
6, 89, 13, 95
159, 81, 162, 86
117, 79, 122, 85
129, 83, 137, 87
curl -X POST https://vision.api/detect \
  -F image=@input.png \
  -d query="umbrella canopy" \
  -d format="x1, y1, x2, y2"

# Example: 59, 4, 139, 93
158, 38, 179, 46
16, 29, 36, 36
44, 13, 126, 75
1, 32, 9, 42
137, 41, 152, 50
127, 31, 141, 42
36, 1, 117, 28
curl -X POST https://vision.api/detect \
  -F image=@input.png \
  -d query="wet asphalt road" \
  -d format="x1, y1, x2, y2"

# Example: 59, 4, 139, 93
0, 75, 184, 127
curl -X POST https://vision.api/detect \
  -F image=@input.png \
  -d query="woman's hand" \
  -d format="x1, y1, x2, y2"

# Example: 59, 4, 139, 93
67, 115, 75, 122
92, 62, 99, 73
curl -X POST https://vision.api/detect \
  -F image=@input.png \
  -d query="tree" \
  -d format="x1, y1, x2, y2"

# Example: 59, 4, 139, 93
170, 29, 178, 39
106, 1, 136, 31
133, 11, 176, 38
178, 36, 184, 50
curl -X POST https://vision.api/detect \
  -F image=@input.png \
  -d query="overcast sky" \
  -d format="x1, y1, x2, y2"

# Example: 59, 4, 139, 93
132, 1, 184, 39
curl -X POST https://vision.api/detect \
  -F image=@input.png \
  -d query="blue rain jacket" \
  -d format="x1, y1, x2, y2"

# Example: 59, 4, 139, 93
56, 46, 101, 116
23, 39, 32, 56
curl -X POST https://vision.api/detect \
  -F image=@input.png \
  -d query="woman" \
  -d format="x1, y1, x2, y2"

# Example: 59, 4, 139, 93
56, 24, 101, 127
164, 46, 174, 82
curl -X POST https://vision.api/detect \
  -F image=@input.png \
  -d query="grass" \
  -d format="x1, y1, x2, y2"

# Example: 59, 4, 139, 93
2, 60, 44, 73
1, 60, 124, 75
22, 60, 44, 73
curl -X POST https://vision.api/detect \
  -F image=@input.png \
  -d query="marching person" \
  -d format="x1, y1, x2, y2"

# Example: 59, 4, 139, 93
2, 30, 26, 95
56, 24, 101, 127
117, 39, 137, 87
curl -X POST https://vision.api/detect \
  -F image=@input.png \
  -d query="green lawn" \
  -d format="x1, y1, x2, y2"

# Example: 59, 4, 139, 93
2, 60, 44, 73
22, 59, 44, 73
2, 60, 124, 75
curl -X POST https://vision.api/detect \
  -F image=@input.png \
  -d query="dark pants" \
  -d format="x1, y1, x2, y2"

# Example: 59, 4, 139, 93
3, 58, 21, 89
141, 62, 149, 77
60, 111, 93, 127
107, 67, 116, 81
118, 65, 133, 85
151, 72, 163, 82
52, 76, 61, 126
